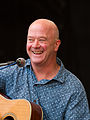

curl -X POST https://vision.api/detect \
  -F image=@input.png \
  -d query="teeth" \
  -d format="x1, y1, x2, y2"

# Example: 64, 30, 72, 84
33, 51, 43, 54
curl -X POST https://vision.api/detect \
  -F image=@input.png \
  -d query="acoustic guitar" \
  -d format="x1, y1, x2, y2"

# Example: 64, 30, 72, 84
0, 94, 43, 120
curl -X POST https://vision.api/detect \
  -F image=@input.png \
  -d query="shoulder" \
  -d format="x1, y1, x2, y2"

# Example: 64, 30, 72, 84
0, 58, 30, 77
56, 57, 85, 92
63, 68, 86, 94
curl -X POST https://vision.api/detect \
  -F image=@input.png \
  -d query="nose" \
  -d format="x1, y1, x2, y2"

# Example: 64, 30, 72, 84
32, 39, 40, 48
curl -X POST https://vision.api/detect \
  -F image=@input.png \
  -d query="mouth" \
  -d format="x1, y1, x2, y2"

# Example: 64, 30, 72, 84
32, 51, 43, 54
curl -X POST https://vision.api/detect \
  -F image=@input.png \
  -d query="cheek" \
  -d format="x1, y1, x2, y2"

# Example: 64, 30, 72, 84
26, 43, 32, 54
26, 43, 31, 50
41, 44, 47, 51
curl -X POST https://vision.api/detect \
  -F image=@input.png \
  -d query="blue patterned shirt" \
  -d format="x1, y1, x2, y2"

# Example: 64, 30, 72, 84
0, 58, 90, 120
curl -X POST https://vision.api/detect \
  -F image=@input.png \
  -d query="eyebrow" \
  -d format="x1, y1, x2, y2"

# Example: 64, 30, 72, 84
27, 36, 47, 39
27, 36, 33, 38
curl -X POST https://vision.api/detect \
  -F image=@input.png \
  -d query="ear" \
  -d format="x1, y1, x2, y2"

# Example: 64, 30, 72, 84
54, 39, 61, 52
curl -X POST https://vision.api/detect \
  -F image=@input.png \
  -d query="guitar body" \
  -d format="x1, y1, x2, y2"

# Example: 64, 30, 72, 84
0, 94, 43, 120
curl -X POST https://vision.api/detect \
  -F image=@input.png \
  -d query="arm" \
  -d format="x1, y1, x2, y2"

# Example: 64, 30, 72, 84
64, 88, 90, 120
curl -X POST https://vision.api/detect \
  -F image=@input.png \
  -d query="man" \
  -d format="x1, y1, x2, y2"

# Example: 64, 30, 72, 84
0, 19, 90, 120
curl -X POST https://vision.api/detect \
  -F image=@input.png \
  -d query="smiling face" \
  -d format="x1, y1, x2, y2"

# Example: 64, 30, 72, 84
26, 19, 60, 66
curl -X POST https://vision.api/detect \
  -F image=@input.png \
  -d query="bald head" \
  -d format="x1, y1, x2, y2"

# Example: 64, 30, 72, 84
29, 19, 59, 40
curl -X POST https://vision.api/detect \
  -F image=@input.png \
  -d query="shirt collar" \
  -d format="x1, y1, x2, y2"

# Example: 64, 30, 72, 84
25, 57, 68, 84
25, 59, 31, 67
53, 57, 67, 83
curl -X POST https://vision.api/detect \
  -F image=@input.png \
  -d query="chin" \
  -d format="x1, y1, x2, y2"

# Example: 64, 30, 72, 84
31, 59, 43, 65
30, 55, 45, 63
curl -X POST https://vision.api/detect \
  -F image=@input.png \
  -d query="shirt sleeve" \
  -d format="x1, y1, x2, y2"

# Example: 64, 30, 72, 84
64, 88, 90, 120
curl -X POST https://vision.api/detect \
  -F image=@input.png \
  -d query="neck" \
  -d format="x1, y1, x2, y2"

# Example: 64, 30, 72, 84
31, 59, 60, 81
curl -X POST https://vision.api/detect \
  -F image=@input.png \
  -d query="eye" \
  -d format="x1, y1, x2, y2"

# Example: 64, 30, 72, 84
27, 38, 34, 42
39, 38, 47, 43
39, 39, 45, 41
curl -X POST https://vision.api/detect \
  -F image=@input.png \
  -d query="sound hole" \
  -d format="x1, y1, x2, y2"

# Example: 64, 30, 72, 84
4, 116, 14, 120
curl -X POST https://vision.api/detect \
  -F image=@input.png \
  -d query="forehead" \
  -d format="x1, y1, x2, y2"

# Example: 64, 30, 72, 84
27, 20, 58, 40
28, 22, 51, 35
